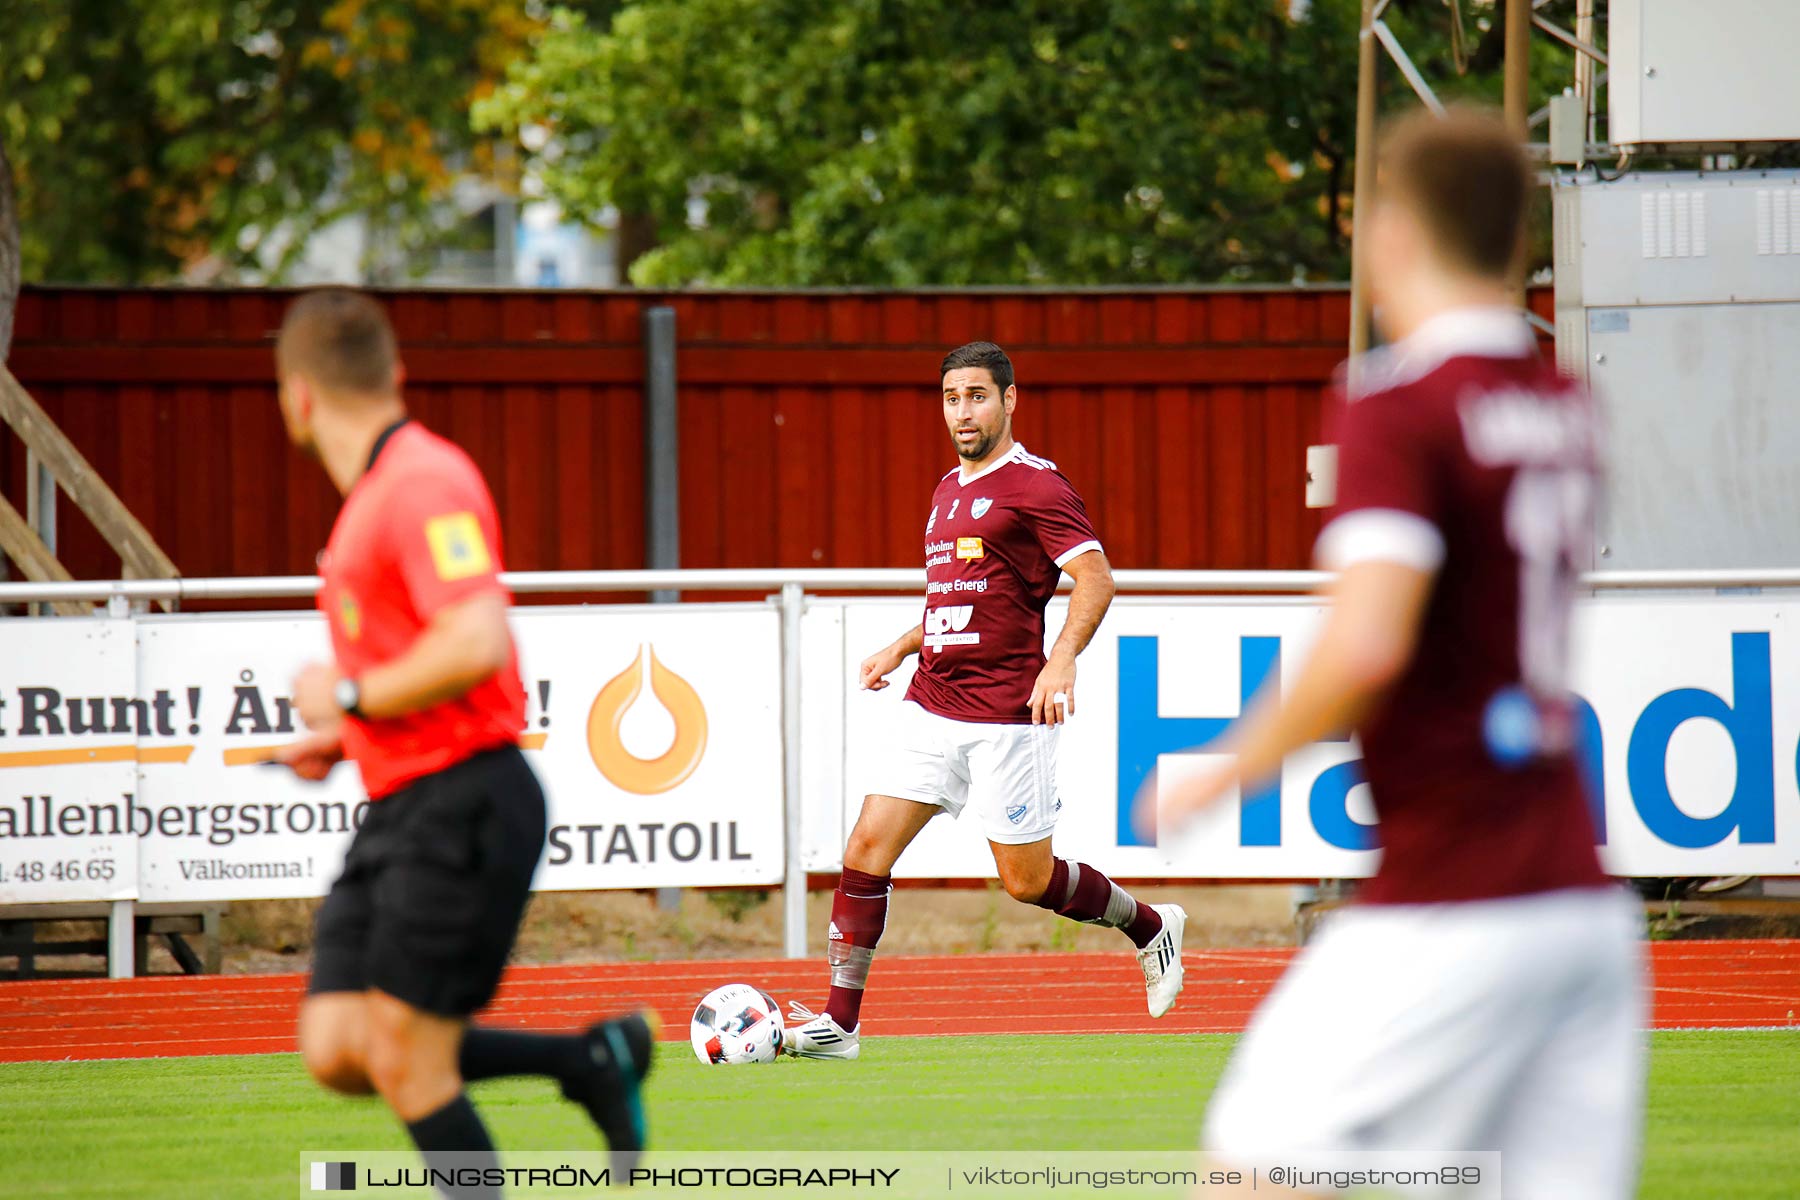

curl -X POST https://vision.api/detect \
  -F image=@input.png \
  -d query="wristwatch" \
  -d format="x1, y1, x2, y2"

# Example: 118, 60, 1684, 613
333, 676, 364, 719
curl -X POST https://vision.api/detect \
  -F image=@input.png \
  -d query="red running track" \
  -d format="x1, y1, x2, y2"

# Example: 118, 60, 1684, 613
1, 940, 1795, 1064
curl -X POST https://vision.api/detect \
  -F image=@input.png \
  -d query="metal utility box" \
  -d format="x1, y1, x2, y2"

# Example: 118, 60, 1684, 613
1609, 0, 1800, 147
1554, 170, 1800, 571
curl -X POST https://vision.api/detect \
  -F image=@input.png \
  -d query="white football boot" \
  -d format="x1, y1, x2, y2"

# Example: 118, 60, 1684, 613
1136, 903, 1187, 1018
782, 1002, 861, 1060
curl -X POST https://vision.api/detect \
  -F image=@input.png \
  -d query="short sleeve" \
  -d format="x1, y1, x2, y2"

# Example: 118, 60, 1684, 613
387, 468, 506, 618
1024, 472, 1104, 569
1315, 389, 1446, 572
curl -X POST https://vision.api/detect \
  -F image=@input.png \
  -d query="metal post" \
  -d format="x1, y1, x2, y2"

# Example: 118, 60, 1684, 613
645, 305, 683, 911
1574, 0, 1596, 148
644, 306, 680, 606
1348, 0, 1381, 364
780, 582, 807, 958
26, 449, 54, 617
1504, 0, 1532, 136
109, 898, 134, 978
493, 144, 517, 286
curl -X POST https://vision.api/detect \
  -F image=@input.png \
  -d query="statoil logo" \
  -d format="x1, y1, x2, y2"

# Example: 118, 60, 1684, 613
586, 644, 708, 794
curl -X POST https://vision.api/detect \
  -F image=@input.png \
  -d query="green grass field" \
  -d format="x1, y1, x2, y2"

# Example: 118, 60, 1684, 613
4, 1032, 1796, 1198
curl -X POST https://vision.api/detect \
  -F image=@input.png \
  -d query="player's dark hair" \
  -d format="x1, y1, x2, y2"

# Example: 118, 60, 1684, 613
1380, 107, 1532, 281
276, 288, 399, 397
940, 341, 1014, 393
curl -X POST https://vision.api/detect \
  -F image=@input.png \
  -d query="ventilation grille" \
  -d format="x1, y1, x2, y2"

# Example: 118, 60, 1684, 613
1755, 188, 1800, 255
1639, 191, 1709, 259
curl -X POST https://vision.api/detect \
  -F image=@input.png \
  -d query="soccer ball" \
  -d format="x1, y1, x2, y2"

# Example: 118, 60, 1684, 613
689, 983, 785, 1064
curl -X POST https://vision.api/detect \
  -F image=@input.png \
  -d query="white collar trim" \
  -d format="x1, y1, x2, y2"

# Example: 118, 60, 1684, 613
1350, 306, 1536, 399
957, 441, 1026, 487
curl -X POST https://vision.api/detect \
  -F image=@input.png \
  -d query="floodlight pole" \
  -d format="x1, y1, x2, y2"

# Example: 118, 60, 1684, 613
1505, 0, 1533, 136
1348, 0, 1381, 364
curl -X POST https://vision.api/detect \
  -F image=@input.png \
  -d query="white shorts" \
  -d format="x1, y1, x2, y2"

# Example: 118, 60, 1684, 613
1205, 886, 1646, 1199
870, 700, 1060, 845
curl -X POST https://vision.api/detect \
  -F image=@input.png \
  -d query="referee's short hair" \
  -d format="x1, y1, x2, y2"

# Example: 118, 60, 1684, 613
277, 288, 399, 397
1380, 107, 1532, 282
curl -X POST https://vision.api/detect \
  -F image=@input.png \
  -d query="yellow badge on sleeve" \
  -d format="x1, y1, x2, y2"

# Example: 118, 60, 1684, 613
339, 591, 363, 640
425, 512, 493, 581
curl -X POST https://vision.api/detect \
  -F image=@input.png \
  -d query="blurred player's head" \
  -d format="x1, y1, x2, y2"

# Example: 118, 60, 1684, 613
275, 288, 404, 458
940, 341, 1017, 464
1367, 108, 1532, 339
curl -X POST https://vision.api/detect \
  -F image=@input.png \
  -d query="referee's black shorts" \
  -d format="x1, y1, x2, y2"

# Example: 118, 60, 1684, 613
309, 744, 546, 1017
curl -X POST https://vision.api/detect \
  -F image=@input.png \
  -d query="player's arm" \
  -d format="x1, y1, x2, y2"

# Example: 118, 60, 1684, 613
861, 624, 924, 691
291, 473, 513, 744
1029, 548, 1115, 726
292, 592, 510, 730
1141, 561, 1433, 834
1138, 383, 1441, 835
272, 729, 346, 780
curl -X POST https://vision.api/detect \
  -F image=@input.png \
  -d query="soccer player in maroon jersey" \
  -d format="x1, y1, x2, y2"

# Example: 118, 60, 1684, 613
1145, 111, 1644, 1197
270, 290, 653, 1191
785, 341, 1187, 1060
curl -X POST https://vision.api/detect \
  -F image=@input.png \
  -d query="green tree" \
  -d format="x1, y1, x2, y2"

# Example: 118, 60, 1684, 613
478, 0, 1574, 288
0, 0, 631, 303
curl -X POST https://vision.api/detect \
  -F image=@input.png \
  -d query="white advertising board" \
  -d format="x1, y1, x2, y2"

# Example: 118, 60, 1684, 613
0, 620, 140, 903
833, 594, 1800, 880
5, 590, 1796, 902
2, 605, 784, 902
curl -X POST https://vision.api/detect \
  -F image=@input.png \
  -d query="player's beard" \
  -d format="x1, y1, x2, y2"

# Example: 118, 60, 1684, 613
955, 424, 1002, 463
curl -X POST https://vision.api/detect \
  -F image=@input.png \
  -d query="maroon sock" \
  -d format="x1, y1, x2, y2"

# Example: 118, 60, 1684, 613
824, 867, 889, 1031
1040, 858, 1164, 950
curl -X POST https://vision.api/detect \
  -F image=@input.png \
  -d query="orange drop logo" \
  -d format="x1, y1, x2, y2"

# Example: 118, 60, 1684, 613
587, 645, 709, 794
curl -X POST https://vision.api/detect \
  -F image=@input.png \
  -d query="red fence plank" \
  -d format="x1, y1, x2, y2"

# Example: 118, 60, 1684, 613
5, 284, 1545, 585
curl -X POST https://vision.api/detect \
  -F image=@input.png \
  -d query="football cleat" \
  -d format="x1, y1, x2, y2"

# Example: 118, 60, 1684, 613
1136, 903, 1187, 1018
781, 1002, 861, 1060
564, 1010, 659, 1175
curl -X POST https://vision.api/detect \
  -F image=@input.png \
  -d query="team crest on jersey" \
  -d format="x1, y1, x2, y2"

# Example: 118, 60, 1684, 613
971, 498, 993, 519
956, 537, 984, 560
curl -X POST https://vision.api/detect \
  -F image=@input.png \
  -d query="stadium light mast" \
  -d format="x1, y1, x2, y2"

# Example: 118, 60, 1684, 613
1504, 0, 1532, 135
1347, 0, 1381, 364
1331, 0, 1585, 511
1350, 0, 1537, 362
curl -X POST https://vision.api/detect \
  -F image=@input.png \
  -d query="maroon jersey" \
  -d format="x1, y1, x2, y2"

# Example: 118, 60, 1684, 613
1319, 308, 1609, 905
904, 443, 1102, 723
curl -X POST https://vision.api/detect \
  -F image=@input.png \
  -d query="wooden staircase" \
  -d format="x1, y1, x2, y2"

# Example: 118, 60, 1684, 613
0, 363, 177, 610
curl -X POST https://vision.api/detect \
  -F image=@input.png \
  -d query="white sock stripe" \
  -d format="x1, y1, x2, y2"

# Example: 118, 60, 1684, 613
1058, 859, 1081, 908
1102, 881, 1138, 928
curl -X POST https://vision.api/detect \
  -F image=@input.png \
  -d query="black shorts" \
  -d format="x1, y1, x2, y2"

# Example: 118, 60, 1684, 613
309, 745, 546, 1017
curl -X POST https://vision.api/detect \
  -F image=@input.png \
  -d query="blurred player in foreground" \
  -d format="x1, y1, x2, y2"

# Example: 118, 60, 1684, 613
786, 341, 1187, 1060
272, 290, 653, 1192
1143, 110, 1645, 1197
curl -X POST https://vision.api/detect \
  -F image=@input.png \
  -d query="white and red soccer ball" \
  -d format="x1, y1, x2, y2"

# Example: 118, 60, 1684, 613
689, 983, 785, 1064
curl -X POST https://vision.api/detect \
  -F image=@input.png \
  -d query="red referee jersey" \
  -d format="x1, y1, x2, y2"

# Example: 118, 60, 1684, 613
318, 421, 526, 798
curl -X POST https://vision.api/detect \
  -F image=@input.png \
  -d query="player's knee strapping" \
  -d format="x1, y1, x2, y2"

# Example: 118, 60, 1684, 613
827, 867, 890, 991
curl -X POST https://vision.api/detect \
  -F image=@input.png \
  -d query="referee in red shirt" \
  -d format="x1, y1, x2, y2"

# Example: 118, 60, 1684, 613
272, 290, 653, 1190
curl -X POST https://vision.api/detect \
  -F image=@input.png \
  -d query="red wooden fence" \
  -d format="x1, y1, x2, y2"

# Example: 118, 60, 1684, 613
3, 286, 1551, 587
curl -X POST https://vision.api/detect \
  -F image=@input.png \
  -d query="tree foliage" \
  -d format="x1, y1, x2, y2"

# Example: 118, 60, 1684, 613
0, 0, 601, 285
480, 0, 1575, 287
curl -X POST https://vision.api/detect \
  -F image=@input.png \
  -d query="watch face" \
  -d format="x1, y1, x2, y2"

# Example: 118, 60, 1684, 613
335, 679, 358, 711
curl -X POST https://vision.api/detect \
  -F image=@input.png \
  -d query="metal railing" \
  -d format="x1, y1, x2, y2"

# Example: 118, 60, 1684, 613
4, 564, 1796, 972
3, 565, 1798, 608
